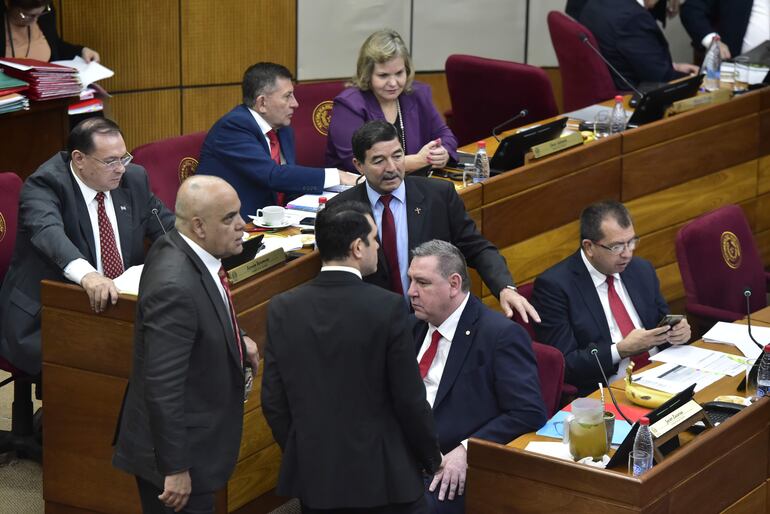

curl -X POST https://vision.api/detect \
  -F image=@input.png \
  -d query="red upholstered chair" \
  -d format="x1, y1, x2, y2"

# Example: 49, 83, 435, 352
531, 342, 565, 417
547, 11, 620, 112
676, 204, 770, 327
131, 131, 206, 212
0, 172, 42, 462
292, 80, 346, 167
445, 55, 558, 147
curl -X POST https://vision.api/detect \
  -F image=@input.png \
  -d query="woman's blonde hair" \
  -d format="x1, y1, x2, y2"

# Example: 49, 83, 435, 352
350, 29, 415, 92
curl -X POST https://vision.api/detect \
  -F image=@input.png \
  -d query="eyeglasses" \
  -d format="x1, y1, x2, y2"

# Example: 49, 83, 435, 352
593, 236, 640, 255
87, 152, 133, 170
17, 4, 51, 20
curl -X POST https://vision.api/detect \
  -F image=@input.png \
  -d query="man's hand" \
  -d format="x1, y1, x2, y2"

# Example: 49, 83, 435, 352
673, 62, 700, 75
667, 318, 691, 345
499, 287, 541, 324
429, 445, 467, 501
81, 47, 100, 62
717, 40, 731, 59
80, 272, 119, 313
158, 471, 191, 512
338, 170, 359, 186
243, 335, 260, 372
617, 326, 670, 358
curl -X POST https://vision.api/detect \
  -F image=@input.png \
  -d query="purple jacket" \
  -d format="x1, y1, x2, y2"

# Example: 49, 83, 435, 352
325, 82, 458, 172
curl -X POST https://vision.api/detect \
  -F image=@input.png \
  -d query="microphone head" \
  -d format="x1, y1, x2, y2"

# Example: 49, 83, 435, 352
152, 208, 159, 214
744, 287, 752, 297
520, 109, 528, 117
579, 33, 589, 43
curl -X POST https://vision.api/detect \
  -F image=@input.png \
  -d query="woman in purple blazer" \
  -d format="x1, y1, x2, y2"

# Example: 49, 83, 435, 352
325, 29, 458, 173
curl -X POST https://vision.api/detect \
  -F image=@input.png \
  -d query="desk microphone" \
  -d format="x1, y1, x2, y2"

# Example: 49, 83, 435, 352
579, 33, 643, 98
151, 208, 167, 234
492, 109, 528, 141
738, 287, 763, 391
589, 344, 633, 424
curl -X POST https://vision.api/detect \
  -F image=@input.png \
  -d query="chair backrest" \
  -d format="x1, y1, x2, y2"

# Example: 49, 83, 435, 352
547, 11, 619, 112
512, 282, 537, 340
445, 55, 558, 147
292, 80, 346, 168
131, 132, 207, 212
675, 204, 767, 318
532, 341, 565, 417
0, 172, 22, 284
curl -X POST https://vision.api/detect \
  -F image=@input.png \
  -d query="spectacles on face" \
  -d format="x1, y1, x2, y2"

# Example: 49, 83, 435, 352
593, 236, 640, 255
87, 152, 133, 171
17, 4, 51, 20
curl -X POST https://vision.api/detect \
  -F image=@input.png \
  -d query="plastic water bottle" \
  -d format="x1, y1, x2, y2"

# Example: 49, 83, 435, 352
473, 141, 490, 184
317, 196, 327, 212
632, 417, 654, 476
702, 35, 722, 92
609, 96, 627, 135
757, 344, 770, 398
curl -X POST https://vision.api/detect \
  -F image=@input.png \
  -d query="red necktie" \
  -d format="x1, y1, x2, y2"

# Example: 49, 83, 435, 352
218, 267, 244, 363
95, 192, 124, 279
606, 275, 650, 369
379, 195, 403, 295
266, 129, 285, 206
419, 329, 442, 378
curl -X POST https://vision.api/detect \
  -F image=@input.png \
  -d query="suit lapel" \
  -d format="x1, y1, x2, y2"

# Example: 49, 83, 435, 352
110, 187, 133, 266
405, 178, 426, 252
69, 172, 98, 266
569, 251, 612, 342
433, 295, 478, 409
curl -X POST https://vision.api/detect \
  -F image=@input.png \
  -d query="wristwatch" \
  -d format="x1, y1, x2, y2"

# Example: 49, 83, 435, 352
505, 285, 518, 293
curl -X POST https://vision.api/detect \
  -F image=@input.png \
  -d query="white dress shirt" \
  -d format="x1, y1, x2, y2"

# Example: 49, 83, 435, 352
700, 0, 770, 54
319, 265, 362, 279
63, 162, 125, 285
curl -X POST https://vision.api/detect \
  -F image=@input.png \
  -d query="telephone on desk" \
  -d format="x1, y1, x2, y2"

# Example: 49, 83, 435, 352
689, 400, 745, 434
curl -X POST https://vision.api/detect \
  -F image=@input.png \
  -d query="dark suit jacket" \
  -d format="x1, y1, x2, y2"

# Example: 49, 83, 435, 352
197, 104, 325, 218
332, 176, 513, 296
532, 250, 669, 394
261, 271, 442, 510
681, 0, 754, 57
579, 0, 681, 88
112, 230, 245, 493
0, 152, 173, 375
0, 4, 83, 61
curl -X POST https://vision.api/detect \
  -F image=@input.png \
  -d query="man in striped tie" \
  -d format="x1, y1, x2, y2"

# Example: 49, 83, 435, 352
407, 240, 547, 514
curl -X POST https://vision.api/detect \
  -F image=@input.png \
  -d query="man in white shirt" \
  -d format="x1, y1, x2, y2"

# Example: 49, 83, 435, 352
532, 200, 691, 395
407, 240, 546, 514
682, 0, 770, 59
0, 117, 174, 376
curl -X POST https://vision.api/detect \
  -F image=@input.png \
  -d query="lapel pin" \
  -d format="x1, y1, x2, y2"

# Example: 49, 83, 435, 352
465, 330, 470, 336
414, 207, 422, 215
120, 205, 127, 211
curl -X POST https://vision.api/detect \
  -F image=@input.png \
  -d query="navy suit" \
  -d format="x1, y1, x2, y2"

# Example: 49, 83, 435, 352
681, 0, 754, 58
413, 295, 547, 514
579, 0, 682, 88
197, 104, 325, 219
532, 251, 669, 394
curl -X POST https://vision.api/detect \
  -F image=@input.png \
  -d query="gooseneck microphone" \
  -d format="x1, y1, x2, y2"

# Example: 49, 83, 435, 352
737, 287, 763, 392
579, 33, 643, 98
590, 344, 633, 424
492, 109, 528, 141
151, 208, 167, 234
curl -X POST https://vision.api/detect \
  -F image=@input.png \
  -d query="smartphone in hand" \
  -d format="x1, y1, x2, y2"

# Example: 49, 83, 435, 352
657, 314, 684, 327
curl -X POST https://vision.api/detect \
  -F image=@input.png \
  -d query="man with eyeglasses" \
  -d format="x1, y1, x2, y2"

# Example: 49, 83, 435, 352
0, 117, 173, 377
532, 200, 691, 395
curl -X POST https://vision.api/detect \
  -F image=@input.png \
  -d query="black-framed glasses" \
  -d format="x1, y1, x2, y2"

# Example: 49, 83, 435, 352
87, 152, 133, 171
593, 236, 640, 255
17, 4, 51, 20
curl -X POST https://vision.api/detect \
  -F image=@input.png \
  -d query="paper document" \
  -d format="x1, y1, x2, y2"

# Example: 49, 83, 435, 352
702, 321, 767, 359
564, 103, 633, 122
286, 192, 339, 212
631, 362, 722, 393
651, 344, 748, 376
524, 441, 574, 461
113, 265, 143, 296
51, 56, 114, 87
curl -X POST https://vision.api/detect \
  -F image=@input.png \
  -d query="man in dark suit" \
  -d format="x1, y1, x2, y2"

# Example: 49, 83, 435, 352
0, 118, 174, 376
407, 240, 546, 513
579, 0, 698, 88
262, 200, 443, 513
532, 201, 691, 395
681, 0, 762, 59
332, 120, 539, 323
197, 62, 357, 218
113, 175, 260, 513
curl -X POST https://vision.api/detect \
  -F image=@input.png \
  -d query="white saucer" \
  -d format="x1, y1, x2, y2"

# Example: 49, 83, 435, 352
249, 215, 292, 229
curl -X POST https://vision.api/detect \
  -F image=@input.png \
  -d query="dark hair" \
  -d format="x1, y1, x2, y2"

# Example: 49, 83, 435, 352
580, 200, 633, 242
242, 62, 294, 108
315, 201, 373, 262
411, 240, 470, 292
67, 118, 123, 155
8, 0, 49, 9
352, 120, 399, 163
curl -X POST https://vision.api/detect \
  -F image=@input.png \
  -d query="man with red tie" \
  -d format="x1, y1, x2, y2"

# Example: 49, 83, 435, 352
197, 62, 358, 219
407, 240, 546, 514
0, 118, 174, 376
532, 200, 691, 396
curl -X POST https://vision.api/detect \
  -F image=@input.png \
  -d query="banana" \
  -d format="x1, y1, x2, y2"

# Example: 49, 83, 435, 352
624, 362, 673, 408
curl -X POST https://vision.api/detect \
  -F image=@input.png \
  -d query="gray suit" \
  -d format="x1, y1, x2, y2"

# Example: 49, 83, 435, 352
0, 152, 173, 375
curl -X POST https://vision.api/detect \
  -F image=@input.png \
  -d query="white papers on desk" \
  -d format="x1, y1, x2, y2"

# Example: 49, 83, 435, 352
702, 321, 768, 359
631, 362, 723, 394
113, 264, 143, 296
51, 56, 114, 88
524, 441, 574, 461
721, 62, 770, 85
261, 235, 305, 253
651, 344, 748, 376
286, 192, 338, 212
564, 103, 633, 122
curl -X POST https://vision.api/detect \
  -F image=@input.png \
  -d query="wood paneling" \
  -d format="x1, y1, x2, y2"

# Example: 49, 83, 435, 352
499, 221, 580, 285
227, 444, 281, 511
111, 89, 181, 149
756, 193, 770, 233
59, 0, 180, 91
416, 72, 450, 121
759, 156, 770, 195
181, 0, 296, 86
238, 403, 274, 461
182, 85, 241, 134
657, 261, 685, 303
722, 483, 766, 514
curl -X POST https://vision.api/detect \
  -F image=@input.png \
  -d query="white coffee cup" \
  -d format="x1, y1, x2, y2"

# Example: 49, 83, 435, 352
256, 206, 285, 226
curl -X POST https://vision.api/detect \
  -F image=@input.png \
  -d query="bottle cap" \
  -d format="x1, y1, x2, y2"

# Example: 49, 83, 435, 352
764, 344, 770, 353
639, 417, 650, 426
477, 140, 486, 149
318, 196, 327, 205
615, 95, 623, 102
